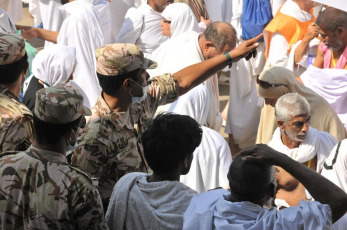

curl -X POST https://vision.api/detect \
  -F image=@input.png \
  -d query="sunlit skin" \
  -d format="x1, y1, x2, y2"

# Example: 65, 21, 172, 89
160, 18, 171, 37
279, 114, 311, 148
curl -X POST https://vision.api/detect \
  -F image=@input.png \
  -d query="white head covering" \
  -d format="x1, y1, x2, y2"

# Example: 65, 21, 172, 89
161, 3, 199, 39
0, 8, 16, 32
32, 44, 76, 87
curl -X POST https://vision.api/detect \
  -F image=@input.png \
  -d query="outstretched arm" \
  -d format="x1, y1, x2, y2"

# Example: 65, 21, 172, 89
16, 25, 59, 44
242, 144, 347, 223
173, 34, 262, 95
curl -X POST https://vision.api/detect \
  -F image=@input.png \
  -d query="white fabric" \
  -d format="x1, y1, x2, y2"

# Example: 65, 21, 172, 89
0, 0, 22, 23
180, 126, 232, 193
58, 0, 111, 108
108, 0, 136, 41
301, 66, 347, 130
167, 84, 232, 192
204, 0, 232, 22
224, 38, 265, 146
268, 127, 337, 172
264, 0, 312, 76
27, 0, 41, 26
0, 7, 16, 32
321, 140, 347, 230
270, 0, 286, 16
106, 172, 196, 230
161, 3, 199, 39
183, 189, 332, 230
32, 44, 76, 87
116, 2, 168, 57
149, 31, 222, 131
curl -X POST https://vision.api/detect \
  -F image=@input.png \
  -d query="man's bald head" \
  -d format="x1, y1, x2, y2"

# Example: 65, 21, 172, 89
203, 22, 237, 53
316, 7, 347, 31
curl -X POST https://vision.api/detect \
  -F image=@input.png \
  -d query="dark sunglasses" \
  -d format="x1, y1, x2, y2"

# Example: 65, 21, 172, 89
256, 76, 288, 89
163, 20, 171, 24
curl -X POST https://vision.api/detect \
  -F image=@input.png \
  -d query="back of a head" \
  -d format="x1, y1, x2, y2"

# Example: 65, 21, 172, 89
161, 3, 199, 38
228, 151, 273, 205
142, 113, 202, 174
0, 32, 28, 84
275, 93, 310, 122
316, 7, 347, 31
203, 22, 237, 52
33, 86, 91, 145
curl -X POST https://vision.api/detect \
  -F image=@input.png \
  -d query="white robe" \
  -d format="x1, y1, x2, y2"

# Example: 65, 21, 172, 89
116, 2, 168, 57
58, 0, 111, 108
167, 84, 232, 192
106, 172, 196, 230
301, 66, 347, 131
264, 0, 312, 76
268, 127, 337, 172
183, 189, 332, 230
0, 7, 16, 32
149, 31, 222, 131
204, 0, 232, 22
107, 0, 136, 41
0, 0, 22, 23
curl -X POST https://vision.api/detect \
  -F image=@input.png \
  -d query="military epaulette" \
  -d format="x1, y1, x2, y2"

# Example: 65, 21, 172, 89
0, 150, 20, 158
68, 164, 97, 186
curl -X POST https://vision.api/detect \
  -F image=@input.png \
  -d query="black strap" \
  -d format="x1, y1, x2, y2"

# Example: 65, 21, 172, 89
323, 141, 342, 170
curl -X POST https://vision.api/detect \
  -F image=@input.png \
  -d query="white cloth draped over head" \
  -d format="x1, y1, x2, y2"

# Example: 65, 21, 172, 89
256, 66, 346, 144
0, 7, 16, 32
183, 189, 332, 230
0, 0, 22, 23
301, 65, 347, 130
58, 0, 111, 108
149, 31, 222, 131
32, 44, 76, 87
268, 127, 337, 172
106, 172, 196, 230
167, 84, 232, 192
161, 3, 199, 39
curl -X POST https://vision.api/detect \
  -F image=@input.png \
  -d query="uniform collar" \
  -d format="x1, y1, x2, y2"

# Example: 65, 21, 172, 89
28, 145, 67, 164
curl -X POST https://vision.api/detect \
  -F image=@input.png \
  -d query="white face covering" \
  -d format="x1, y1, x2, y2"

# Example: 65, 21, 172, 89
129, 79, 149, 104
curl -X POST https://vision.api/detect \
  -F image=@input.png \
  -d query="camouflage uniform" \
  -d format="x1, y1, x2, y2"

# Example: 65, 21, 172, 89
0, 87, 108, 229
0, 32, 33, 152
71, 44, 179, 208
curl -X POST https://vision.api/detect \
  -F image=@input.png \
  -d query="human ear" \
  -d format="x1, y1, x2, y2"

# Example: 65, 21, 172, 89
278, 120, 284, 129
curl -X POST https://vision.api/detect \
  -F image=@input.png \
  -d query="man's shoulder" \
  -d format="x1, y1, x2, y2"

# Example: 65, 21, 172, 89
0, 92, 32, 118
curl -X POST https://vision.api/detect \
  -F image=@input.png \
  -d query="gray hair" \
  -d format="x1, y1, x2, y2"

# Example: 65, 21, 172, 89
316, 7, 347, 31
203, 22, 237, 52
275, 93, 310, 122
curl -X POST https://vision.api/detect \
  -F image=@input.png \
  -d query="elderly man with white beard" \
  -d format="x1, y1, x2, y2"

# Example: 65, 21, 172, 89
268, 93, 337, 209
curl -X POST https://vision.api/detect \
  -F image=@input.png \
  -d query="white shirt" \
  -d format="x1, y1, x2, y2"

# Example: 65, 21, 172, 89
116, 2, 167, 57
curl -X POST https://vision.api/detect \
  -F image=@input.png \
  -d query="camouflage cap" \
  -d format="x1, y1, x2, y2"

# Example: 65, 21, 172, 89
95, 43, 157, 76
34, 86, 91, 124
0, 32, 26, 65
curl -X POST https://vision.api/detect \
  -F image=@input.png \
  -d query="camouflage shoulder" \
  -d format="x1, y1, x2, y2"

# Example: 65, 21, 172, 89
0, 94, 32, 117
68, 164, 99, 187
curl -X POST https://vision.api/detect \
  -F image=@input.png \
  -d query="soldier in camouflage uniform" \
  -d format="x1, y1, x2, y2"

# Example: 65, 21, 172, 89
0, 32, 33, 152
71, 40, 261, 210
0, 86, 108, 229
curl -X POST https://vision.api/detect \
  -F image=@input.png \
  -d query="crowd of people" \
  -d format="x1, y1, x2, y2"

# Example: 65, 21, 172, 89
0, 0, 347, 229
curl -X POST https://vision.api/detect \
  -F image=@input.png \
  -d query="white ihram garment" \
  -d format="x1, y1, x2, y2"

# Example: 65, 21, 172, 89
0, 0, 22, 23
58, 0, 111, 108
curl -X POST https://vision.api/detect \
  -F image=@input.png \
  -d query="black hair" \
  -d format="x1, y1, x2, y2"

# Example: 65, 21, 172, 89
228, 150, 273, 205
316, 7, 347, 31
203, 22, 237, 52
0, 53, 28, 84
142, 113, 202, 174
96, 68, 142, 96
33, 115, 82, 145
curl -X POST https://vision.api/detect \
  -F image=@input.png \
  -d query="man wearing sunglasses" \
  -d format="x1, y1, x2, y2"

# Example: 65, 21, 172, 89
268, 93, 337, 209
256, 66, 346, 144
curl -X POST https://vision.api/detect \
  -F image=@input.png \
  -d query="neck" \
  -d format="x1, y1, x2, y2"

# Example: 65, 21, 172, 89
148, 171, 180, 182
102, 91, 131, 112
281, 134, 301, 149
294, 0, 312, 13
32, 138, 66, 155
2, 80, 21, 98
